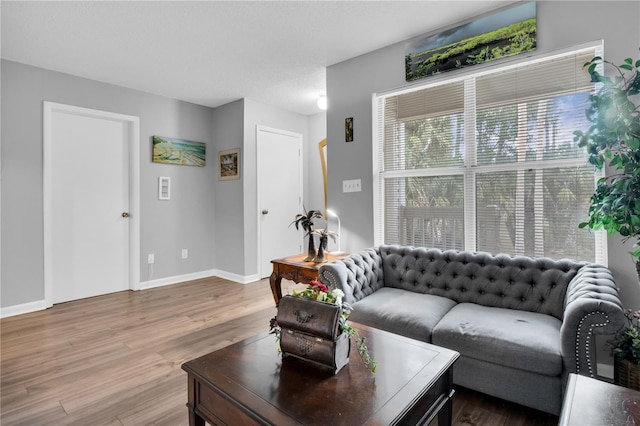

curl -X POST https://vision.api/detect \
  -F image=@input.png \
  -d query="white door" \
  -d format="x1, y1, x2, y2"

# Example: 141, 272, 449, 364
44, 102, 140, 304
257, 126, 304, 278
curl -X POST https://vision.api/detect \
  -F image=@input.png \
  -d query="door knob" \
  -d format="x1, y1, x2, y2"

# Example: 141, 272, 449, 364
122, 212, 130, 218
262, 210, 269, 215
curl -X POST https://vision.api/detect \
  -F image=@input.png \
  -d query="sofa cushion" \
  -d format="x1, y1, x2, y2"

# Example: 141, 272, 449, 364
432, 303, 562, 376
349, 287, 456, 342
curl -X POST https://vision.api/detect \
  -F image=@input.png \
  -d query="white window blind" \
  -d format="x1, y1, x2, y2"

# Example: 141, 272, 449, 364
374, 46, 605, 263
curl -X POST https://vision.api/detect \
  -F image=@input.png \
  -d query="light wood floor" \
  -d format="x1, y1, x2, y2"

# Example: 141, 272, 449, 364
1, 277, 558, 425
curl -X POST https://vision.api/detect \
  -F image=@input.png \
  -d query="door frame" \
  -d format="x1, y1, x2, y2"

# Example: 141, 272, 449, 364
256, 125, 303, 278
42, 102, 141, 307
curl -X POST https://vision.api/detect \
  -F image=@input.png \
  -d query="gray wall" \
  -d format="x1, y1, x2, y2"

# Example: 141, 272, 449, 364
211, 99, 322, 278
1, 60, 323, 309
1, 60, 216, 308
212, 99, 245, 277
326, 0, 640, 311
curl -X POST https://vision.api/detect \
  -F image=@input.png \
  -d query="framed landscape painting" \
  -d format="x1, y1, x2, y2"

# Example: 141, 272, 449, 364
152, 135, 206, 167
405, 2, 536, 81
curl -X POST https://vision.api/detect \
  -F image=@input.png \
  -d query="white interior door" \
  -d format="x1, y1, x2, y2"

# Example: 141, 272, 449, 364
257, 126, 303, 278
44, 102, 140, 304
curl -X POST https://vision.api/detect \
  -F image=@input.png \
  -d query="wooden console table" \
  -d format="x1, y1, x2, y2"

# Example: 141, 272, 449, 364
269, 252, 348, 306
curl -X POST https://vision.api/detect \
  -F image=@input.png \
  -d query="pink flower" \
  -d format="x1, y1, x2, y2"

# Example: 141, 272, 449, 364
310, 280, 328, 293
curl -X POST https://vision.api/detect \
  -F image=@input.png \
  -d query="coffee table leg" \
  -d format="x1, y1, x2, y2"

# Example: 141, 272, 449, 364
438, 390, 454, 426
188, 408, 205, 426
269, 272, 283, 307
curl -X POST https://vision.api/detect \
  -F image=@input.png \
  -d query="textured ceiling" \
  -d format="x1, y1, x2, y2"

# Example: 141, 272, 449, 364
1, 1, 518, 115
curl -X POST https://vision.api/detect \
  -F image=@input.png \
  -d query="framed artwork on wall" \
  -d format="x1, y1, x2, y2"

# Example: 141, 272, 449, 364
405, 2, 537, 81
152, 135, 206, 167
345, 117, 354, 142
219, 148, 240, 180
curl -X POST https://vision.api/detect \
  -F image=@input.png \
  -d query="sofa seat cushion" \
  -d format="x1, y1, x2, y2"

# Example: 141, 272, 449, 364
350, 287, 456, 342
432, 303, 562, 376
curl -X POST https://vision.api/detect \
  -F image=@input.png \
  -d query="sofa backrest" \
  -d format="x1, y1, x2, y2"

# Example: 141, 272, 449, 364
380, 244, 586, 320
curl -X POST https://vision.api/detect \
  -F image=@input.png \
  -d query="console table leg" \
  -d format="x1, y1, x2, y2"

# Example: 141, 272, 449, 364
269, 272, 283, 307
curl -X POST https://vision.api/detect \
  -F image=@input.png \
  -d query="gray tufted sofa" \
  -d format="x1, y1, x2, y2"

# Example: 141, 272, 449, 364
318, 244, 625, 415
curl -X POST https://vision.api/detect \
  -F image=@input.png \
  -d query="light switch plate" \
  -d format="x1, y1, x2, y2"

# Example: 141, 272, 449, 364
343, 179, 361, 193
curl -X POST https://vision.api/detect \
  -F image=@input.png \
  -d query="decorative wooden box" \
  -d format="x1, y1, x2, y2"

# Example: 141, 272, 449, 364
276, 295, 350, 374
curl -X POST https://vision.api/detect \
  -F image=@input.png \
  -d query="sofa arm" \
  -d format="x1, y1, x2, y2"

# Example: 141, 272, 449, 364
561, 265, 625, 378
319, 248, 384, 304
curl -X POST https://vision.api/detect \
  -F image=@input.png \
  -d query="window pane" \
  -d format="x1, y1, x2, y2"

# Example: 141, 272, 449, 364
384, 176, 464, 250
403, 114, 465, 169
384, 81, 464, 172
476, 93, 591, 166
476, 167, 596, 261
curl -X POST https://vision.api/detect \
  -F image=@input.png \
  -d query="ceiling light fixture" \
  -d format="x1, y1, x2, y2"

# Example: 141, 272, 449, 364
317, 96, 328, 110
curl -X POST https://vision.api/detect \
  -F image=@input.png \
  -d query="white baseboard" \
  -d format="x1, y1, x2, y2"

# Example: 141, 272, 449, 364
138, 269, 219, 290
139, 269, 261, 289
214, 269, 261, 284
0, 299, 51, 319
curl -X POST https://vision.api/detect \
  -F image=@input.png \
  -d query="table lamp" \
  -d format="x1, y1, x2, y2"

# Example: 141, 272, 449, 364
326, 208, 342, 254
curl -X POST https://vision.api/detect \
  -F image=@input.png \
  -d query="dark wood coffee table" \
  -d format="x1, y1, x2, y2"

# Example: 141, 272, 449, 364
182, 324, 459, 426
559, 373, 640, 425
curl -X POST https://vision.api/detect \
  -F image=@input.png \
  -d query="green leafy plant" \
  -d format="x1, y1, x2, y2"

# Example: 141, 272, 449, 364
610, 309, 640, 365
290, 207, 325, 261
311, 227, 338, 243
269, 280, 377, 374
290, 207, 324, 235
574, 52, 640, 268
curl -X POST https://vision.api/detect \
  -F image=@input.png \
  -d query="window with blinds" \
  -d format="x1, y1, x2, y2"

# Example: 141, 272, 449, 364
373, 45, 605, 263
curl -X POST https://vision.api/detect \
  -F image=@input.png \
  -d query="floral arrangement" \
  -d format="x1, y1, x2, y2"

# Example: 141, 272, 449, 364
610, 309, 640, 365
270, 280, 377, 373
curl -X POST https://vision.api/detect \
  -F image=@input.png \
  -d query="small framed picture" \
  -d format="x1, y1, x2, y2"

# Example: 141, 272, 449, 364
158, 176, 171, 200
219, 148, 240, 180
345, 117, 354, 142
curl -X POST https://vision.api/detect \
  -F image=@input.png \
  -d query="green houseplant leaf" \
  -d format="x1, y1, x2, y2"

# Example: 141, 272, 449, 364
575, 50, 640, 263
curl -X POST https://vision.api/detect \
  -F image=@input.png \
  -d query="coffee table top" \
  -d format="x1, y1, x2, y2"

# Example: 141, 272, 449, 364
182, 324, 459, 425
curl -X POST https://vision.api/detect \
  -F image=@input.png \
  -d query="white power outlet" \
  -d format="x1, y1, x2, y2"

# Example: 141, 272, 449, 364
182, 249, 188, 259
343, 179, 362, 193
147, 254, 155, 264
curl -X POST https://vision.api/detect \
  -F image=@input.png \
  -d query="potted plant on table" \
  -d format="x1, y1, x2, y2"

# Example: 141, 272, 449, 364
311, 227, 338, 263
290, 207, 324, 261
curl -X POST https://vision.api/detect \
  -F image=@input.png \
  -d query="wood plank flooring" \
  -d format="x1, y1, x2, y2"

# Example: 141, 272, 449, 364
1, 277, 558, 425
